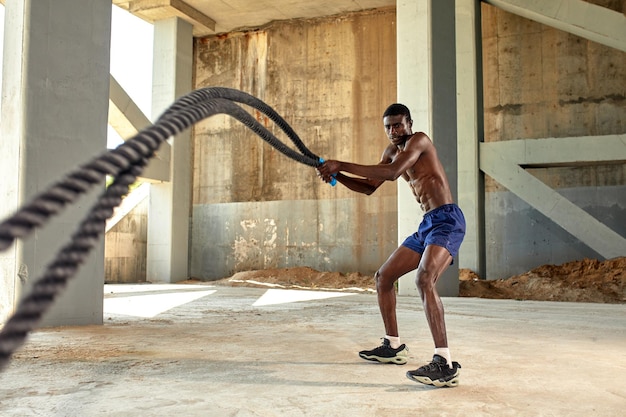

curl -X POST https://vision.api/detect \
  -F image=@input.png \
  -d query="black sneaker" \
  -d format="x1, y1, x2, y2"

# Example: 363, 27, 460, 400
406, 354, 461, 387
358, 338, 408, 365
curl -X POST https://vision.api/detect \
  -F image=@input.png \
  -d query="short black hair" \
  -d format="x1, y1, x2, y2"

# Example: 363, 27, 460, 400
383, 103, 411, 121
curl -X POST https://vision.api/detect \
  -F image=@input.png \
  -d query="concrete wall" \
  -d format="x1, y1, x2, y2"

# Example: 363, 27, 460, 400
104, 2, 625, 283
0, 0, 111, 325
191, 8, 397, 279
105, 198, 148, 283
481, 3, 626, 279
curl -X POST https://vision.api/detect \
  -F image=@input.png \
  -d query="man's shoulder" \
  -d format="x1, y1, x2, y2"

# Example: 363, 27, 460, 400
410, 131, 431, 141
407, 132, 433, 149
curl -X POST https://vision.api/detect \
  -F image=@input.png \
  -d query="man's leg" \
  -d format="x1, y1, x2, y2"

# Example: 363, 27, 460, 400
415, 244, 452, 348
406, 244, 462, 387
358, 245, 421, 365
376, 245, 422, 337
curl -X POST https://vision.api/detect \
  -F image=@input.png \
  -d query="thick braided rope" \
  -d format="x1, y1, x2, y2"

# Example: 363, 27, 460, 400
0, 89, 322, 371
159, 87, 319, 161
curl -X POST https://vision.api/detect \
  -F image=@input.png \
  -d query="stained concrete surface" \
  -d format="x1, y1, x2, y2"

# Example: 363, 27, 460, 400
0, 284, 624, 416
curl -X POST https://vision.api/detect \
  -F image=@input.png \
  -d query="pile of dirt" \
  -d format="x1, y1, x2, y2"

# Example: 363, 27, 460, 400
459, 257, 625, 304
217, 266, 376, 293
212, 257, 625, 304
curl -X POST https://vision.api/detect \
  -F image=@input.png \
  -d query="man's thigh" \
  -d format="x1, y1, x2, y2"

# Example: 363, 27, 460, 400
378, 245, 422, 283
418, 244, 453, 279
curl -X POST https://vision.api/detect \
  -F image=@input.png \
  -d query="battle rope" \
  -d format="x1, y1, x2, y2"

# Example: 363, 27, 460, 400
0, 87, 331, 371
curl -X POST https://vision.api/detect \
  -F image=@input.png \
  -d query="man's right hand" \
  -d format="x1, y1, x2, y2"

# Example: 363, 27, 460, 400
316, 167, 333, 183
317, 159, 341, 183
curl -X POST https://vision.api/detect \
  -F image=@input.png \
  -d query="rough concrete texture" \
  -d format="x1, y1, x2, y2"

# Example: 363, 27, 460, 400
190, 197, 397, 280
0, 0, 111, 325
480, 2, 626, 196
481, 3, 626, 141
104, 4, 625, 285
193, 8, 397, 204
105, 198, 148, 283
480, 3, 626, 278
1, 284, 624, 416
486, 185, 626, 278
190, 8, 398, 278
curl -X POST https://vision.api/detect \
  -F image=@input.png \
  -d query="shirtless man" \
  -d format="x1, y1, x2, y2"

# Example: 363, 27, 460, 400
317, 103, 465, 387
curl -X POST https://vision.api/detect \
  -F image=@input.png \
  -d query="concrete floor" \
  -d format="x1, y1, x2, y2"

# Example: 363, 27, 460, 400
0, 283, 624, 416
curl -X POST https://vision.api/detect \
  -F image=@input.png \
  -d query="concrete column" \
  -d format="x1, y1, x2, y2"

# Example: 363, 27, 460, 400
396, 0, 459, 296
0, 0, 111, 325
146, 17, 193, 283
456, 0, 486, 277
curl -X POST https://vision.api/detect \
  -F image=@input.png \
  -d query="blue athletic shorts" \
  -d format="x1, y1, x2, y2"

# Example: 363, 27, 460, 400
401, 204, 466, 259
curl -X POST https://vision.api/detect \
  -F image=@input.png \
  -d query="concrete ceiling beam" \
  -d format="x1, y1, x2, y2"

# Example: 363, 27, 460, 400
108, 74, 171, 182
480, 136, 626, 260
483, 0, 626, 52
116, 0, 216, 36
481, 135, 626, 166
108, 75, 152, 139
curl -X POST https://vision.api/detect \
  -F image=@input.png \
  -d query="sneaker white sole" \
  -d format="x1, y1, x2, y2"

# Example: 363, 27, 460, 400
406, 372, 460, 387
359, 350, 408, 365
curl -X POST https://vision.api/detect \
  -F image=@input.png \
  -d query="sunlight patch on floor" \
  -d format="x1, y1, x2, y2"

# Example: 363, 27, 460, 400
105, 284, 213, 294
252, 289, 355, 306
103, 290, 216, 318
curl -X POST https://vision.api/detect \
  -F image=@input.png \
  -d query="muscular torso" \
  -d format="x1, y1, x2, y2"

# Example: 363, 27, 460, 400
385, 134, 454, 213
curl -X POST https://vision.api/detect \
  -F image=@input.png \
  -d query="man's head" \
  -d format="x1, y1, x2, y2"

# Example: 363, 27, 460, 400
382, 103, 413, 145
383, 103, 411, 121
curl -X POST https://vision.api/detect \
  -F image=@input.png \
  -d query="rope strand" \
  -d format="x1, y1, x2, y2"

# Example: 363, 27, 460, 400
0, 88, 324, 371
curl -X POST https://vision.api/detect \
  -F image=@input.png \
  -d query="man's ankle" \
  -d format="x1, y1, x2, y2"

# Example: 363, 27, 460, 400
385, 335, 401, 349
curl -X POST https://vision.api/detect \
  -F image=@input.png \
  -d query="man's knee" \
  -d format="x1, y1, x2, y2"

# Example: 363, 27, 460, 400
414, 266, 436, 292
375, 270, 395, 292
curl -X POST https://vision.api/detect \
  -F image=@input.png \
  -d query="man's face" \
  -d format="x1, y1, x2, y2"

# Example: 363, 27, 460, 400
383, 114, 412, 146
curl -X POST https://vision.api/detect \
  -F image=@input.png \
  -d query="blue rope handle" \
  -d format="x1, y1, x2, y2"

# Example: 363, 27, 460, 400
318, 158, 337, 186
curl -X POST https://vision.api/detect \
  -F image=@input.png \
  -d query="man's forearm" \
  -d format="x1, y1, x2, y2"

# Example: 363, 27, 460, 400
335, 173, 378, 195
338, 161, 398, 181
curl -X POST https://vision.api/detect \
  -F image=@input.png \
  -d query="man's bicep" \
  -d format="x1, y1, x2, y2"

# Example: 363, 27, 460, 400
387, 149, 420, 175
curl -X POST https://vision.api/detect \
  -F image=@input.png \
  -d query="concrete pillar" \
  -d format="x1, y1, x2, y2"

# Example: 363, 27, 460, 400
0, 0, 111, 325
456, 0, 486, 278
146, 17, 193, 283
396, 0, 459, 297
